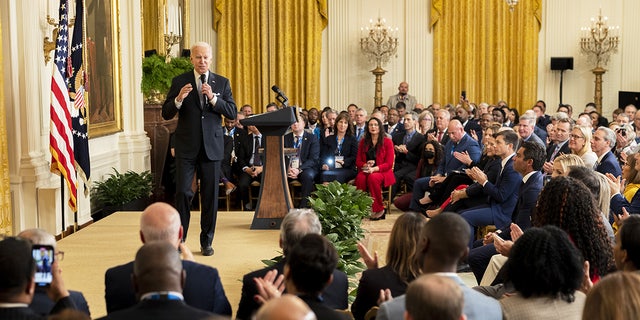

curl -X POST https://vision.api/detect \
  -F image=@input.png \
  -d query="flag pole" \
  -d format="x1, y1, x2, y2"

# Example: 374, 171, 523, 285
60, 175, 65, 238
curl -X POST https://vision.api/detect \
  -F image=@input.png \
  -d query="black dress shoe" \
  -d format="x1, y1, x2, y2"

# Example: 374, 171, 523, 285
201, 246, 214, 256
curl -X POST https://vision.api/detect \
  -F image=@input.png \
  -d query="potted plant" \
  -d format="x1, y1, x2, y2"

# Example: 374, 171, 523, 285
308, 181, 373, 301
141, 54, 193, 103
91, 168, 153, 221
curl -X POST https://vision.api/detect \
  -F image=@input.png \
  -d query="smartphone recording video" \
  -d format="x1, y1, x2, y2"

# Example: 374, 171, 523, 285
32, 244, 54, 287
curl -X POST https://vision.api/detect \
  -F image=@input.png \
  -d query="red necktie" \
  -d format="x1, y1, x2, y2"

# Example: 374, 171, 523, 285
437, 131, 443, 143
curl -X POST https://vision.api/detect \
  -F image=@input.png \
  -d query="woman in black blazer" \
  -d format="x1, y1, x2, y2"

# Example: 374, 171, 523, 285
319, 112, 358, 183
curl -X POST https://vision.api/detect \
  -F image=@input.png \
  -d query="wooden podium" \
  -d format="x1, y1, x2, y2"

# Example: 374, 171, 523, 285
240, 107, 297, 229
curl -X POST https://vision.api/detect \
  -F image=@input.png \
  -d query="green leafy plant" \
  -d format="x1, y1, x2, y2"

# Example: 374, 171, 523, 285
141, 54, 193, 101
308, 181, 373, 301
91, 168, 153, 207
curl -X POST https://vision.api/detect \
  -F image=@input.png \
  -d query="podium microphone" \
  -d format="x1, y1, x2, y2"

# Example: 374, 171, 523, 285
271, 85, 289, 106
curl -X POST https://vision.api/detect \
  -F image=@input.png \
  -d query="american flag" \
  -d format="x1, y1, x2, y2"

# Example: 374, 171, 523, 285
69, 0, 91, 196
49, 0, 78, 212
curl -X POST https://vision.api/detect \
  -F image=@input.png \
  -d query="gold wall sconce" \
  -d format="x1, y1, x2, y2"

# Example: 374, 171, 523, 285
43, 15, 74, 65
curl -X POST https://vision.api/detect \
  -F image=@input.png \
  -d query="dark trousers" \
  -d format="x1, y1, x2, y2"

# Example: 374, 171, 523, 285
175, 149, 220, 248
392, 163, 417, 198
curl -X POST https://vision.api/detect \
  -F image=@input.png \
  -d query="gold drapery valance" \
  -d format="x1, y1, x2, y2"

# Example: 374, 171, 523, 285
431, 0, 542, 113
213, 0, 327, 112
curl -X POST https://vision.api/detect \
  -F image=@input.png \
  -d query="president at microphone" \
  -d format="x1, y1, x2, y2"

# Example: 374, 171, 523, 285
162, 41, 237, 256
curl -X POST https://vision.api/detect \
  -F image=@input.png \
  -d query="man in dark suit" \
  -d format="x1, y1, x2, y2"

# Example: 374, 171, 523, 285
236, 209, 349, 320
162, 42, 237, 256
391, 112, 426, 198
284, 114, 320, 208
592, 126, 622, 177
426, 109, 451, 145
410, 120, 481, 213
104, 202, 231, 316
385, 108, 405, 138
459, 130, 522, 247
0, 237, 77, 319
455, 104, 483, 142
237, 124, 265, 211
18, 229, 90, 317
542, 117, 572, 174
99, 242, 215, 320
467, 141, 546, 282
253, 234, 351, 320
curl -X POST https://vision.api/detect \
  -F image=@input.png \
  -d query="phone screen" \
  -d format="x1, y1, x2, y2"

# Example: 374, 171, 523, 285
32, 244, 55, 286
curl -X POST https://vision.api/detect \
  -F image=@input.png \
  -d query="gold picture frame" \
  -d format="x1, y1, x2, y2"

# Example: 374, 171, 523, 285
87, 0, 122, 137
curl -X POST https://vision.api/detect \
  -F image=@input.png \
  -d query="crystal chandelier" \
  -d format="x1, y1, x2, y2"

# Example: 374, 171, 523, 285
580, 10, 620, 69
505, 0, 518, 12
360, 18, 399, 107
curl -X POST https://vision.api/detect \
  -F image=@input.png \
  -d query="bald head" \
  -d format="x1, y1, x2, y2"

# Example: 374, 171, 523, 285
139, 202, 182, 247
255, 294, 316, 320
405, 274, 463, 320
447, 119, 465, 143
18, 228, 56, 248
133, 241, 184, 295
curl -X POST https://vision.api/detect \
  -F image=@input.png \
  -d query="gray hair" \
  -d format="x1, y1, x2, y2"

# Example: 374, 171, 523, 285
597, 126, 617, 148
280, 209, 322, 256
519, 115, 536, 127
18, 228, 56, 248
404, 111, 419, 121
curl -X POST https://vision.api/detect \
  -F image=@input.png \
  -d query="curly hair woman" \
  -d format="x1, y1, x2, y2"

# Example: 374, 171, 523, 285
532, 176, 616, 282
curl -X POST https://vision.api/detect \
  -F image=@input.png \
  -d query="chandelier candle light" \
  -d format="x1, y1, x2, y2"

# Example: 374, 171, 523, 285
164, 2, 183, 62
360, 17, 399, 107
579, 10, 620, 113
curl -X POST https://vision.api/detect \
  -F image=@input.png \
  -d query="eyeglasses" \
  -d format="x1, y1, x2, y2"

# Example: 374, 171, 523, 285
569, 134, 584, 140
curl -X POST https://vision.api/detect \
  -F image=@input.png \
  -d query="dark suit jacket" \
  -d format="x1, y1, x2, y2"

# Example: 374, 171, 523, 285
465, 157, 501, 198
236, 260, 349, 320
595, 150, 622, 177
162, 71, 237, 160
427, 128, 450, 145
463, 119, 483, 142
611, 191, 640, 215
387, 123, 405, 138
436, 134, 482, 176
284, 131, 320, 171
300, 295, 351, 320
524, 132, 546, 148
392, 130, 426, 166
501, 171, 544, 234
237, 133, 266, 169
30, 288, 90, 317
546, 140, 571, 162
351, 265, 409, 320
97, 299, 213, 320
320, 134, 358, 170
0, 296, 77, 320
534, 125, 548, 144
105, 260, 231, 315
480, 157, 522, 228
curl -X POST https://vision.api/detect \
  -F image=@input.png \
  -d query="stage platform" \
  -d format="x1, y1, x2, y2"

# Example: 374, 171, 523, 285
56, 210, 398, 318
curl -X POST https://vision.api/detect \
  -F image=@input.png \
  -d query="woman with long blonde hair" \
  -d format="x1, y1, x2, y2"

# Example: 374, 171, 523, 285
569, 125, 597, 168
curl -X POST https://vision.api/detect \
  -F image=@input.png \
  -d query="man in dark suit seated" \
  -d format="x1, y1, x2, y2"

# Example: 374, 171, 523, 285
0, 237, 77, 319
391, 112, 426, 199
255, 294, 315, 320
284, 114, 320, 208
104, 202, 231, 316
253, 234, 351, 320
98, 242, 216, 320
236, 209, 348, 320
457, 131, 522, 247
467, 141, 546, 283
593, 126, 622, 177
18, 228, 91, 317
237, 124, 265, 211
542, 117, 572, 174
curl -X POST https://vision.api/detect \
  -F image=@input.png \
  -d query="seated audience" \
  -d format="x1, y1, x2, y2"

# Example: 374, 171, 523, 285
614, 215, 640, 271
0, 237, 76, 319
592, 127, 622, 177
621, 154, 640, 202
355, 117, 396, 220
237, 124, 265, 211
99, 242, 216, 320
404, 275, 465, 320
569, 125, 597, 168
500, 226, 586, 320
551, 153, 585, 177
351, 212, 426, 320
236, 209, 348, 320
391, 112, 426, 199
255, 294, 316, 320
254, 234, 351, 320
104, 202, 231, 315
393, 140, 443, 211
417, 110, 434, 136
18, 229, 91, 317
320, 112, 358, 183
608, 153, 640, 215
284, 114, 320, 208
566, 167, 614, 241
583, 272, 640, 320
376, 213, 501, 320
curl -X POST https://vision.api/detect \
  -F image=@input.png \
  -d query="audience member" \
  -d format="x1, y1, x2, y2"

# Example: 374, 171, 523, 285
284, 114, 320, 208
351, 212, 426, 320
387, 82, 417, 111
492, 108, 506, 127
608, 154, 640, 215
557, 104, 574, 119
99, 241, 216, 320
0, 237, 76, 319
376, 213, 501, 320
427, 110, 451, 144
456, 104, 483, 142
320, 112, 358, 183
566, 167, 614, 241
583, 272, 640, 320
237, 124, 265, 211
417, 110, 434, 135
543, 117, 573, 174
18, 229, 90, 317
592, 127, 622, 177
551, 153, 584, 177
240, 104, 253, 117
614, 215, 640, 271
404, 275, 465, 320
355, 117, 396, 220
354, 108, 368, 141
236, 209, 348, 320
569, 125, 598, 168
393, 140, 444, 211
254, 234, 351, 320
104, 202, 231, 315
500, 226, 586, 320
255, 294, 316, 320
385, 108, 404, 137
392, 112, 426, 199
621, 155, 640, 203
517, 115, 545, 148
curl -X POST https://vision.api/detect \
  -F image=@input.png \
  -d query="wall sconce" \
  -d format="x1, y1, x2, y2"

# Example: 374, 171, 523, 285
164, 2, 183, 62
43, 15, 74, 65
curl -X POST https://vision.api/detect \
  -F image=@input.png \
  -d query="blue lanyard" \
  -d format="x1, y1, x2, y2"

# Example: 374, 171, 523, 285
336, 136, 344, 155
294, 136, 302, 149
